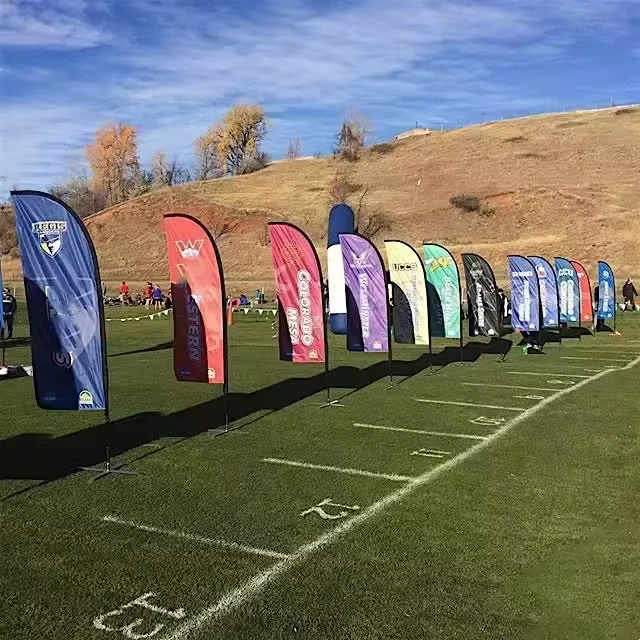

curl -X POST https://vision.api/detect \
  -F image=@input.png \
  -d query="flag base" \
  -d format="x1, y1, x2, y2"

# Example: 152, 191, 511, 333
314, 399, 345, 408
207, 427, 248, 436
79, 461, 138, 483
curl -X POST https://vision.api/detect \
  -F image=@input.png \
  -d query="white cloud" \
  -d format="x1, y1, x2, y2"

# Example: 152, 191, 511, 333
1, 0, 638, 195
0, 0, 111, 49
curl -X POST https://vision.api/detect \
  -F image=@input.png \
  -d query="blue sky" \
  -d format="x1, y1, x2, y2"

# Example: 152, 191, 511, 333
1, 0, 639, 197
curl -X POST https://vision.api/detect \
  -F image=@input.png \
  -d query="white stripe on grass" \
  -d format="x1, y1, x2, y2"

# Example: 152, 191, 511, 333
507, 371, 590, 379
353, 423, 488, 441
262, 458, 414, 483
561, 356, 630, 363
101, 515, 289, 560
414, 398, 525, 412
462, 383, 558, 392
163, 356, 640, 640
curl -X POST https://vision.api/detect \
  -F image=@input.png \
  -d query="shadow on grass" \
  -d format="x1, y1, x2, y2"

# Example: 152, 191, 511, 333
110, 342, 173, 358
562, 326, 593, 339
0, 337, 32, 349
0, 338, 512, 497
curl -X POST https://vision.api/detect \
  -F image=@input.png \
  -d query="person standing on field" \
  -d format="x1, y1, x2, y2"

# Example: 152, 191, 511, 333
1, 288, 17, 340
152, 284, 163, 310
119, 281, 129, 305
622, 278, 638, 311
144, 281, 153, 308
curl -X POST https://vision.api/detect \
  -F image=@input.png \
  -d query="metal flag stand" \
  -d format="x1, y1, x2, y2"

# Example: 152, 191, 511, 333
79, 237, 138, 482
317, 298, 344, 408
386, 323, 394, 388
208, 246, 233, 434
80, 409, 139, 482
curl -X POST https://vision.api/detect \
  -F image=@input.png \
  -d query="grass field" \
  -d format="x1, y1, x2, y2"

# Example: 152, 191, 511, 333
1, 302, 639, 640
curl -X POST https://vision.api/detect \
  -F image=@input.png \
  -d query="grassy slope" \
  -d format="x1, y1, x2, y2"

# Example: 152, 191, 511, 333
5, 106, 638, 289
1, 301, 639, 639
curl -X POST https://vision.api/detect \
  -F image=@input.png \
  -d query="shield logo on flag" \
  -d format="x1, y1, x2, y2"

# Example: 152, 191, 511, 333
31, 221, 67, 258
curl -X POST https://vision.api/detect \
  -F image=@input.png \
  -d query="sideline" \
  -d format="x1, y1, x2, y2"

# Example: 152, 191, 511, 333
164, 356, 640, 640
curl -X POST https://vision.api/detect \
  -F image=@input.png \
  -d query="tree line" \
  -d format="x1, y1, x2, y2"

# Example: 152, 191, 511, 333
48, 105, 375, 218
47, 105, 271, 218
0, 105, 389, 255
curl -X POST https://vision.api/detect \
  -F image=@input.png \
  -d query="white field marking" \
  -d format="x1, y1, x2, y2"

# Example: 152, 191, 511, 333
414, 398, 525, 412
101, 516, 290, 561
300, 498, 360, 521
163, 356, 640, 640
561, 356, 630, 363
556, 364, 607, 371
566, 347, 639, 354
353, 423, 488, 441
513, 394, 545, 400
507, 371, 590, 379
469, 416, 506, 426
410, 448, 451, 458
261, 458, 414, 483
462, 382, 558, 392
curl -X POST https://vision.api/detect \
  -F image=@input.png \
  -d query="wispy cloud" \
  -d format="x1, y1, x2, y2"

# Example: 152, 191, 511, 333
1, 0, 639, 196
0, 0, 111, 49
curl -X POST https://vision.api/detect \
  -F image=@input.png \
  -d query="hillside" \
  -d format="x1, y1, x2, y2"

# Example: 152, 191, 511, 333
4, 106, 640, 291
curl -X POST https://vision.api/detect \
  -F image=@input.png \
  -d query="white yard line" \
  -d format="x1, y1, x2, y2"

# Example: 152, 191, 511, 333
101, 515, 290, 560
261, 458, 414, 483
507, 371, 590, 379
461, 383, 557, 392
414, 398, 525, 412
163, 356, 640, 640
561, 356, 630, 363
565, 347, 638, 354
353, 423, 488, 441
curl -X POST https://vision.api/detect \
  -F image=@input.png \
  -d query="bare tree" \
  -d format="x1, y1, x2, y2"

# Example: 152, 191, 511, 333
127, 167, 153, 198
327, 166, 362, 204
194, 131, 222, 180
257, 223, 269, 246
152, 152, 191, 187
326, 164, 389, 240
151, 152, 171, 188
357, 210, 391, 240
210, 213, 240, 241
50, 167, 106, 218
334, 116, 369, 161
167, 157, 190, 184
285, 138, 301, 160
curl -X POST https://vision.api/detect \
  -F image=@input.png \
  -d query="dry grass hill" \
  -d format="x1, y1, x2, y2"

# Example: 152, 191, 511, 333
4, 106, 640, 292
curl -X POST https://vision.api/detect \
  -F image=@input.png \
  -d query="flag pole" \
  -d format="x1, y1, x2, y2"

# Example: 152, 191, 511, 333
315, 236, 341, 408
386, 273, 394, 388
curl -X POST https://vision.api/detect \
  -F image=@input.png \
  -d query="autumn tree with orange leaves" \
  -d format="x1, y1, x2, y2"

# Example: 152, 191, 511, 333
86, 123, 140, 206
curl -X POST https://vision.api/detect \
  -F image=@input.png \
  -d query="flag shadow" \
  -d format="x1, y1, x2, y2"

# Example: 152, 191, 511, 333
0, 338, 510, 496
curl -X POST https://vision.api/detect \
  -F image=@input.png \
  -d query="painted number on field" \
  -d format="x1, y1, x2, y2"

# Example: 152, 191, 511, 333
469, 416, 506, 426
93, 592, 186, 639
300, 498, 360, 520
410, 448, 450, 459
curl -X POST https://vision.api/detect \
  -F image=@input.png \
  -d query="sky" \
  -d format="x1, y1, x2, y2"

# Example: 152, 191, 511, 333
0, 0, 639, 197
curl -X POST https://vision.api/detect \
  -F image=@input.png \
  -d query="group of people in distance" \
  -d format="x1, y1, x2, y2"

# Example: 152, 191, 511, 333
101, 281, 171, 309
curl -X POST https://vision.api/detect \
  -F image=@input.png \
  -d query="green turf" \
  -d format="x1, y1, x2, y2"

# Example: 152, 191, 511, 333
1, 304, 639, 640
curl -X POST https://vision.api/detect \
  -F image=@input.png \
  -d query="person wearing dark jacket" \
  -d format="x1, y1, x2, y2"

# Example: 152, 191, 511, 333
622, 279, 638, 310
1, 288, 17, 339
